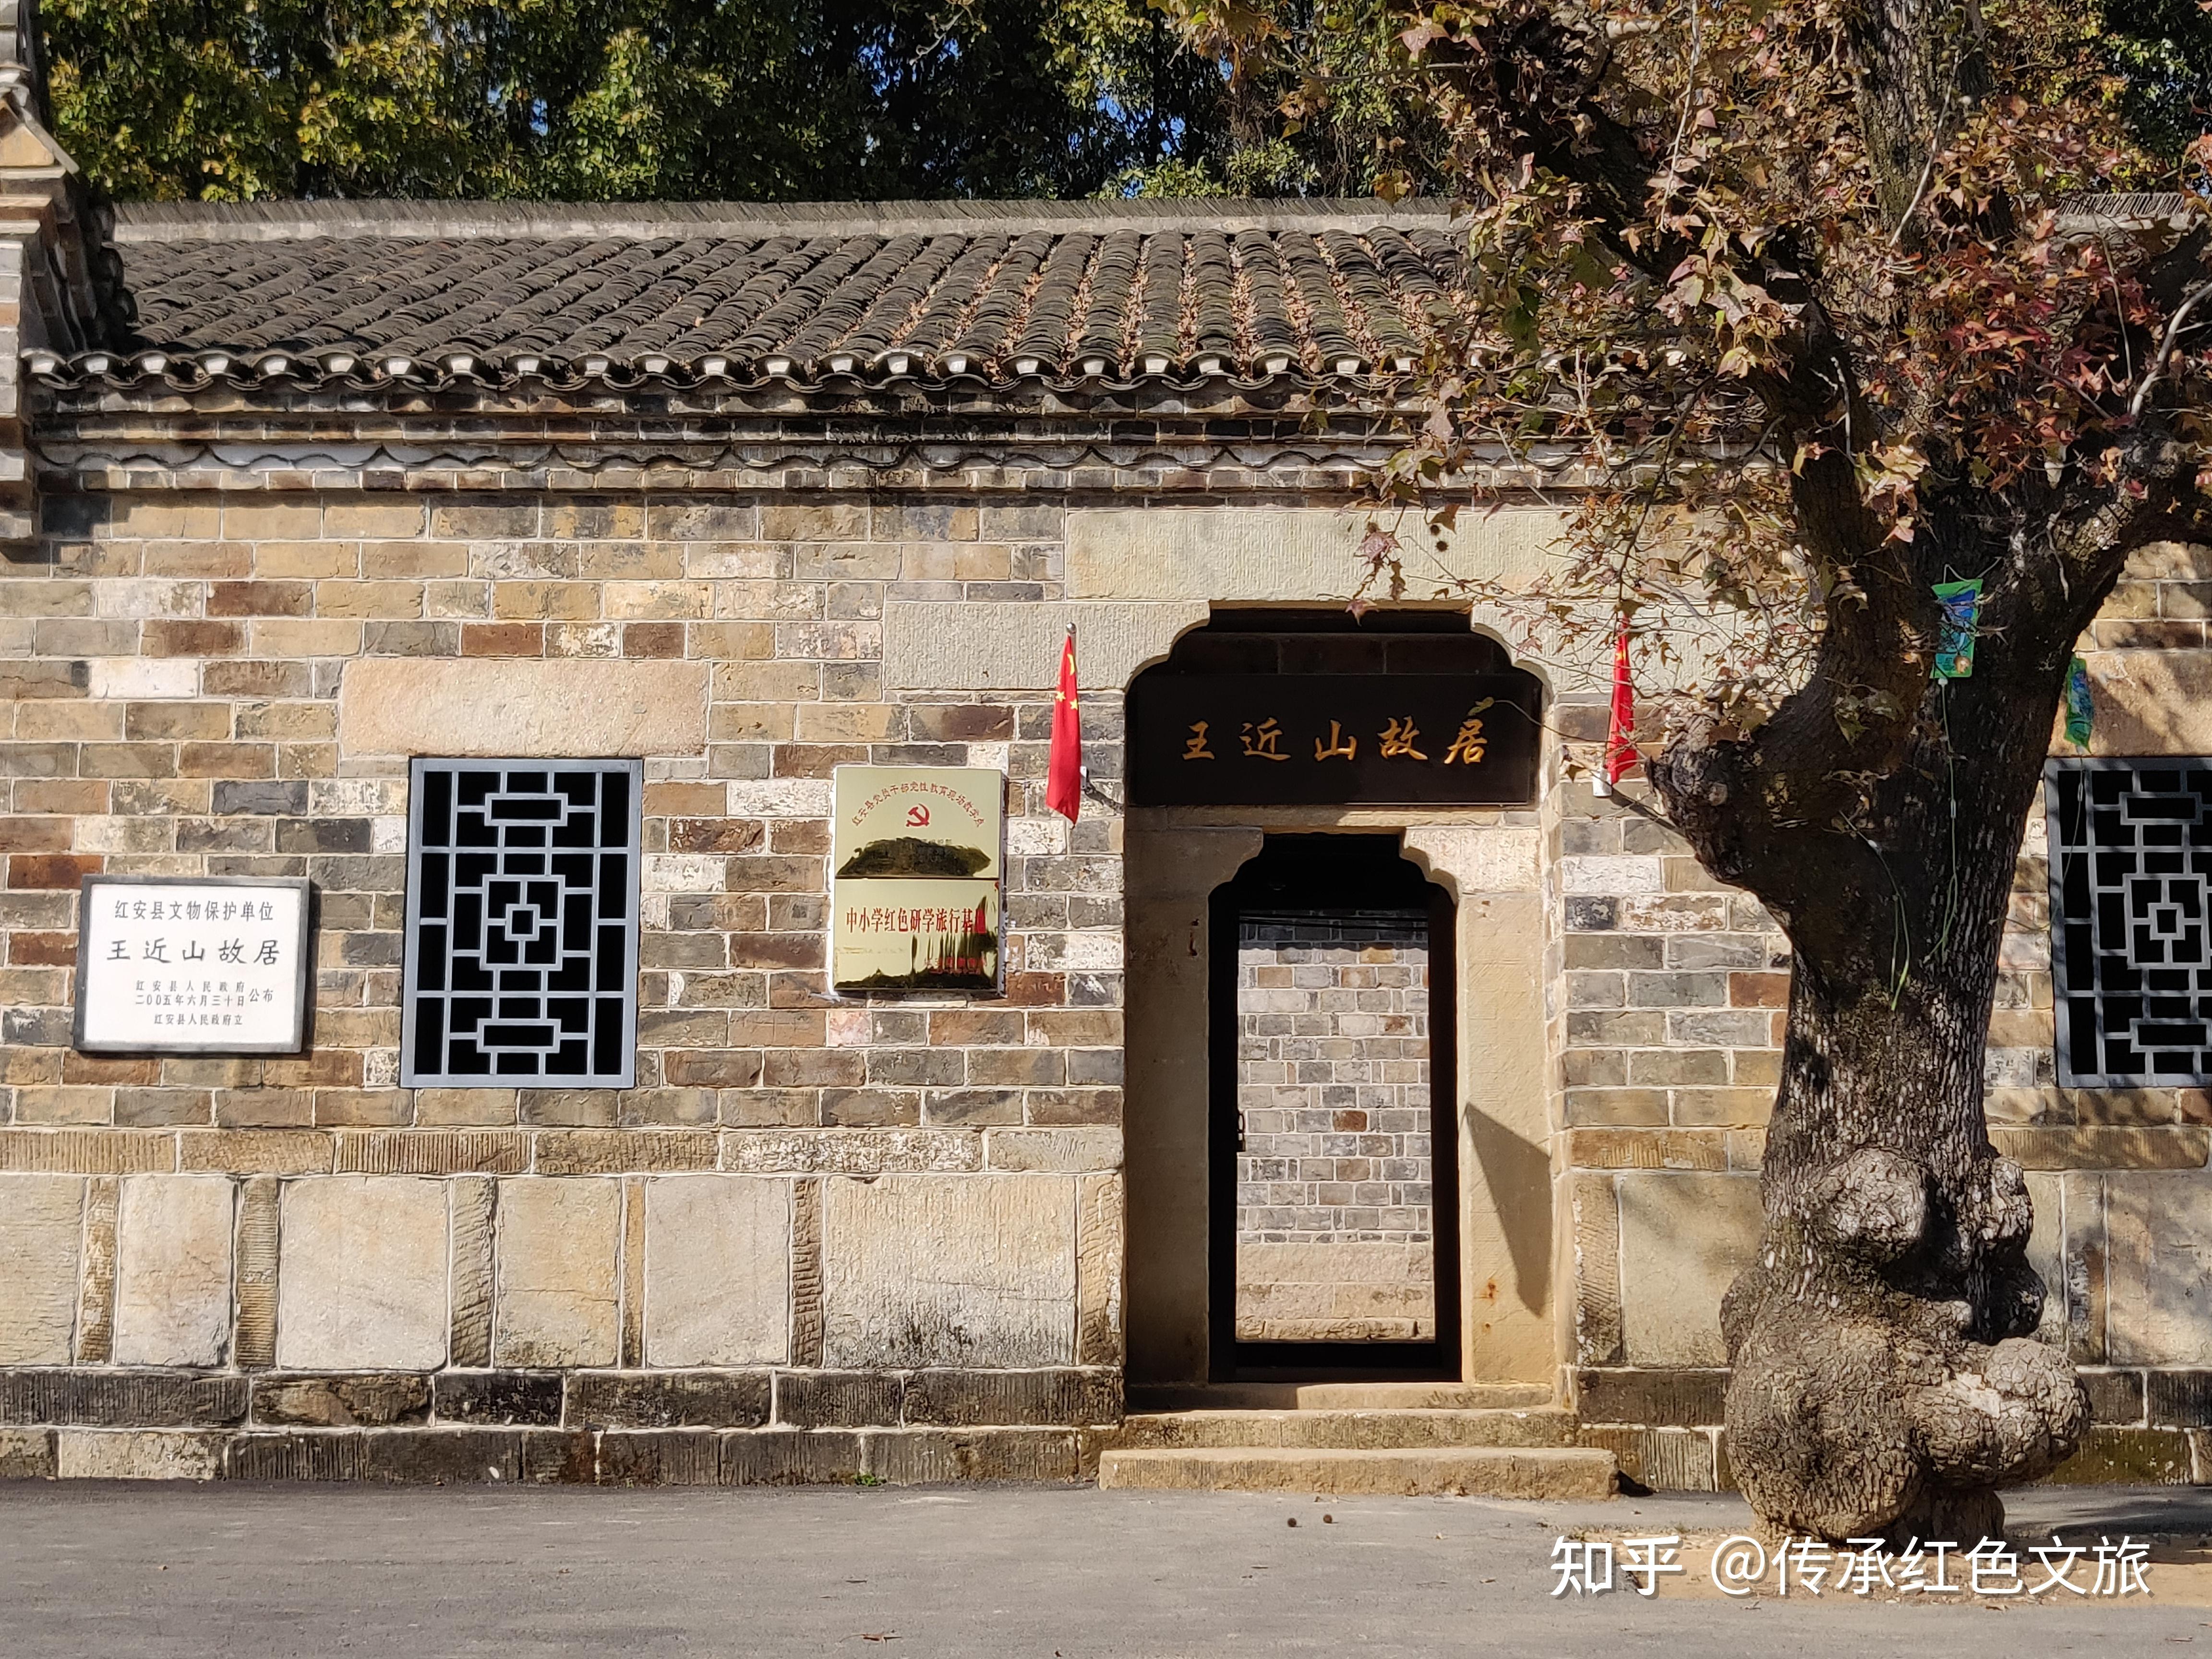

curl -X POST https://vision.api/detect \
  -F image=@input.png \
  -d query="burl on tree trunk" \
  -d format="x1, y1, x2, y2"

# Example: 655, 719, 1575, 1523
1653, 566, 2100, 1543
1717, 964, 2086, 1544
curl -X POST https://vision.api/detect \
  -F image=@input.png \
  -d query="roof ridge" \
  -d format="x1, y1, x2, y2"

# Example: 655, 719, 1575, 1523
107, 197, 1460, 244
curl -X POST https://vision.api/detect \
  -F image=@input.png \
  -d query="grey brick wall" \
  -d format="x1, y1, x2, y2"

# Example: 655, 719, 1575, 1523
1232, 911, 1435, 1345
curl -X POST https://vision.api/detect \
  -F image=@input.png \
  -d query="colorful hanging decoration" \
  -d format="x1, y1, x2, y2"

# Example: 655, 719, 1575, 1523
1932, 578, 1982, 678
1046, 625, 1083, 822
1599, 618, 1636, 792
2064, 655, 2094, 750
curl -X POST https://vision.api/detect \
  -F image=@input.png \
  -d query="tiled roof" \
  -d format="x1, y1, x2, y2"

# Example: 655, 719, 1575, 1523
38, 199, 1468, 395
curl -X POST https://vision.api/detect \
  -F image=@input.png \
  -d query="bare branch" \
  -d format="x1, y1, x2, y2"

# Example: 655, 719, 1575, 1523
1886, 87, 1956, 251
2128, 273, 2212, 417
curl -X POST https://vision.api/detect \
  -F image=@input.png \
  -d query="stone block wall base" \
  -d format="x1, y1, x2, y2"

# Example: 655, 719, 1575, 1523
1573, 1366, 2212, 1492
0, 1425, 1090, 1485
1575, 1424, 1723, 1493
0, 1365, 1115, 1484
19, 1363, 2212, 1490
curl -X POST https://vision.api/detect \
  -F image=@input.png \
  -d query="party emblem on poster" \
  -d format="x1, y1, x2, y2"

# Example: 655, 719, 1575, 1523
72, 874, 313, 1054
831, 766, 1004, 991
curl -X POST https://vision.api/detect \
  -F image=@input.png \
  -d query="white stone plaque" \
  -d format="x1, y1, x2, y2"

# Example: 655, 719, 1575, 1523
72, 875, 312, 1054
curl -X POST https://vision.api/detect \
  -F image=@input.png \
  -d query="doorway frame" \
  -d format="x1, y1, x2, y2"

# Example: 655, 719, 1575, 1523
1205, 835, 1463, 1381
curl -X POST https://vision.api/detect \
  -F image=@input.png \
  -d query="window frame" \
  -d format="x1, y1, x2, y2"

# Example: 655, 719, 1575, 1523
399, 756, 644, 1090
2044, 756, 2212, 1090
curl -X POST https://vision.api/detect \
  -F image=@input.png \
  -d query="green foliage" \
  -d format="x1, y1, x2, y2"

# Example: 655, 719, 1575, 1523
1141, 0, 1456, 196
43, 0, 2212, 204
45, 0, 1229, 202
2103, 0, 2212, 158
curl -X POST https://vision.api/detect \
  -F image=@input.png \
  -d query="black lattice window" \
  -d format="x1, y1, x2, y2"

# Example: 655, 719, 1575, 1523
2046, 758, 2212, 1087
402, 759, 642, 1088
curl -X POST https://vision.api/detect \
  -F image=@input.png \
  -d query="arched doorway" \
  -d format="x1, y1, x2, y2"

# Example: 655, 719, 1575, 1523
1119, 610, 1548, 1387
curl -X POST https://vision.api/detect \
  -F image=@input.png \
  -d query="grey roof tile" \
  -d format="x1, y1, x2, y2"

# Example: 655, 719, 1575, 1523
41, 198, 1469, 393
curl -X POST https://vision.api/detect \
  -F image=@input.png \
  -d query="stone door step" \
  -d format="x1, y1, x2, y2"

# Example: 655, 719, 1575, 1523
1126, 1382, 1554, 1412
1095, 1445, 1618, 1499
1114, 1407, 1579, 1451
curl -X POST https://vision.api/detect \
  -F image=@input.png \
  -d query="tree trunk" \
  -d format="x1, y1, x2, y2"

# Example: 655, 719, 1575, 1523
1659, 543, 2097, 1543
1719, 945, 2087, 1544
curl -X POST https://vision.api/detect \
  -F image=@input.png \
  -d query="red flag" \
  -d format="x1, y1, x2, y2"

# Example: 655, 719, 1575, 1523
1603, 619, 1637, 787
1046, 625, 1082, 822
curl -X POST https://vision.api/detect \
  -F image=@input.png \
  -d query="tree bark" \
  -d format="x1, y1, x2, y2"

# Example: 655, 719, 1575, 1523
1718, 932, 2086, 1544
1652, 511, 2113, 1542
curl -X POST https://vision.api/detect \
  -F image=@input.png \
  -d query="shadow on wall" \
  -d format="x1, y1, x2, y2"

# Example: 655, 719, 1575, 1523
2074, 541, 2212, 756
1465, 1104, 1551, 1316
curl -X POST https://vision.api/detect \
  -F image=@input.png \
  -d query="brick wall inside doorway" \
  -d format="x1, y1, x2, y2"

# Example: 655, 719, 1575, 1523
1232, 911, 1434, 1343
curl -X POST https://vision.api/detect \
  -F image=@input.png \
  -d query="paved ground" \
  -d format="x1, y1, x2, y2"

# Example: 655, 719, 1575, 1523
6, 1481, 2212, 1656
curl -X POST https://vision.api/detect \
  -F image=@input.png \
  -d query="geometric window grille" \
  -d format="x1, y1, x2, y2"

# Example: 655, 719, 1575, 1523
401, 758, 642, 1088
2045, 757, 2212, 1087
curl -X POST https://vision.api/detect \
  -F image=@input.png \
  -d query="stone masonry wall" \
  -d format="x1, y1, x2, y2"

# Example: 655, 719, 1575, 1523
1233, 912, 1433, 1343
0, 486, 1125, 1483
19, 469, 2212, 1492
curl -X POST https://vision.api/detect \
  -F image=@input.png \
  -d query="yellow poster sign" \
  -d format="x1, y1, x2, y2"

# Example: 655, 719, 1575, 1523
830, 767, 1004, 990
